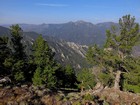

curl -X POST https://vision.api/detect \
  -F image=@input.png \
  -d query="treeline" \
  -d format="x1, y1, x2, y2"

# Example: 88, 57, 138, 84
0, 25, 77, 88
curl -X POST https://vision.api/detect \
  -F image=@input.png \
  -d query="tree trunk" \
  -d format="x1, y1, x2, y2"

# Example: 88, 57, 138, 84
93, 82, 104, 94
114, 70, 121, 90
81, 81, 84, 92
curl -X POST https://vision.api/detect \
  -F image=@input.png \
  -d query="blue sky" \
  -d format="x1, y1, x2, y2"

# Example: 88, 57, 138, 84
0, 0, 140, 24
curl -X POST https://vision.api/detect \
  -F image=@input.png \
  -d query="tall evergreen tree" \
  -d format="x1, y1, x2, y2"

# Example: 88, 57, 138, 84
0, 36, 11, 76
10, 25, 26, 60
8, 24, 27, 83
86, 15, 140, 90
32, 35, 58, 88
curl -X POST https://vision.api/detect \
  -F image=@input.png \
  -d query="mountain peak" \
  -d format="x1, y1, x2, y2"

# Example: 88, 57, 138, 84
75, 20, 86, 23
41, 23, 47, 26
73, 20, 94, 26
67, 20, 92, 25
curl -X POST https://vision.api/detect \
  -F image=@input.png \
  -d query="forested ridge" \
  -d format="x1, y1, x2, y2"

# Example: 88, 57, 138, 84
0, 15, 140, 105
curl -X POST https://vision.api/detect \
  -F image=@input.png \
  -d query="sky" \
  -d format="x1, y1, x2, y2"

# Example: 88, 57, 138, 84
0, 0, 140, 24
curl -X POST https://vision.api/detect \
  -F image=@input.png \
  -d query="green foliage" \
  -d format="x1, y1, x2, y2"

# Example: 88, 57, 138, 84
98, 72, 114, 86
32, 35, 58, 88
104, 15, 140, 73
55, 65, 77, 88
86, 15, 140, 91
122, 58, 140, 93
32, 67, 43, 86
72, 101, 81, 105
14, 71, 25, 82
77, 68, 96, 89
9, 25, 27, 83
12, 60, 25, 82
43, 65, 57, 88
33, 35, 55, 66
0, 25, 28, 83
105, 15, 140, 54
0, 37, 10, 61
123, 84, 140, 93
3, 58, 13, 68
0, 36, 11, 75
83, 94, 94, 101
10, 24, 26, 60
1, 25, 78, 88
23, 59, 36, 82
64, 65, 77, 87
86, 45, 104, 66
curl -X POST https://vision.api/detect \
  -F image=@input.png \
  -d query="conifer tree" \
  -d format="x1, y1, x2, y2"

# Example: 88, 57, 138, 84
77, 68, 96, 90
8, 24, 26, 83
0, 36, 11, 76
86, 15, 140, 90
10, 25, 26, 60
55, 65, 77, 88
122, 57, 140, 93
32, 35, 58, 88
64, 65, 77, 87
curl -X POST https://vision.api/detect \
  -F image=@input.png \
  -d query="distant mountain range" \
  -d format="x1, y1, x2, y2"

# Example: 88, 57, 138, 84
2, 21, 119, 45
0, 21, 139, 69
0, 26, 88, 70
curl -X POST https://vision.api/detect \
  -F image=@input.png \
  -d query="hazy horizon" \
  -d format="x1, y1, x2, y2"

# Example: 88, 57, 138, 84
0, 0, 140, 24
0, 20, 119, 26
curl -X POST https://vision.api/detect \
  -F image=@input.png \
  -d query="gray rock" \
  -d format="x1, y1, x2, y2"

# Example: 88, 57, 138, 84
35, 90, 45, 96
31, 85, 37, 89
62, 101, 72, 105
13, 86, 18, 90
109, 93, 120, 100
19, 101, 28, 105
21, 85, 28, 88
5, 86, 11, 89
39, 85, 46, 89
7, 101, 18, 105
0, 84, 3, 87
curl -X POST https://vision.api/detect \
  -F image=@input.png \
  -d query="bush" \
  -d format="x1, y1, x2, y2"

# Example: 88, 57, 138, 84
83, 94, 94, 101
77, 68, 96, 90
98, 72, 114, 86
123, 83, 140, 93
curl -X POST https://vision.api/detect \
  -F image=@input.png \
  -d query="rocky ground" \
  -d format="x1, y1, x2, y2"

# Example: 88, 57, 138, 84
95, 88, 140, 105
0, 85, 140, 105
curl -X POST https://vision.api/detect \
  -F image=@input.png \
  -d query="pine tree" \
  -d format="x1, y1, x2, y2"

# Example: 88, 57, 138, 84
32, 35, 58, 88
64, 65, 77, 88
32, 67, 43, 86
77, 68, 96, 91
86, 15, 140, 90
0, 36, 11, 76
9, 24, 26, 83
10, 24, 26, 60
122, 57, 140, 93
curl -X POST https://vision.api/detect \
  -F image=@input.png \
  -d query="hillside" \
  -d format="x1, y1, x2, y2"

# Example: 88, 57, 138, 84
2, 22, 139, 57
0, 26, 88, 69
2, 21, 119, 45
0, 26, 10, 36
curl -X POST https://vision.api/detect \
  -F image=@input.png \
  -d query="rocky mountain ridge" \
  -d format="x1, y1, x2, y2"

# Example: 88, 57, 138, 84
2, 21, 119, 45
